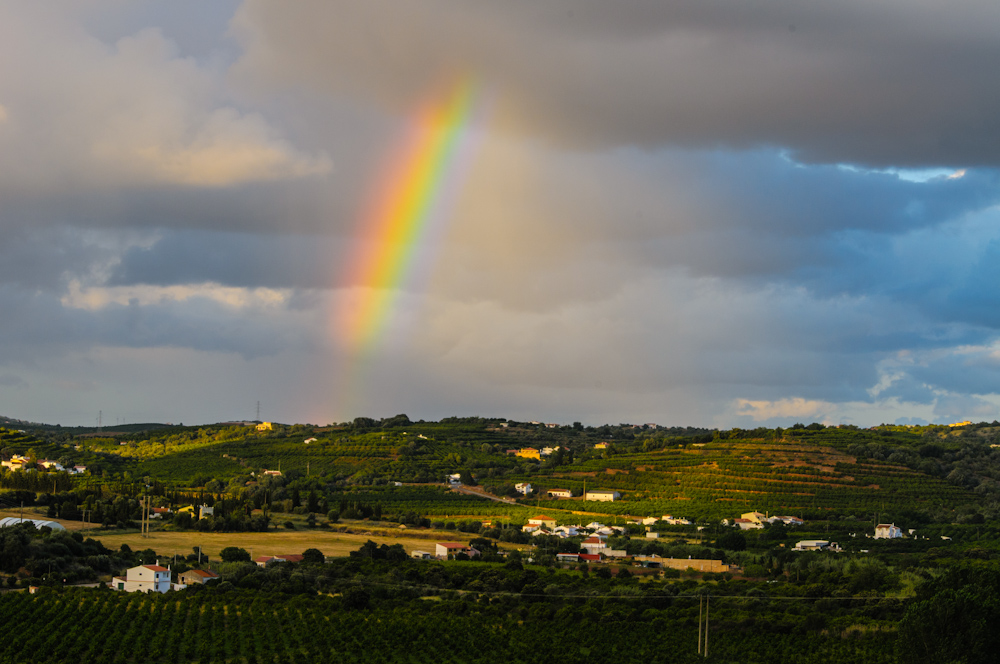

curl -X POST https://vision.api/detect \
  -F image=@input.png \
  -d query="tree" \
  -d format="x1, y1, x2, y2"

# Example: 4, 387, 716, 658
301, 548, 325, 564
897, 577, 1000, 663
220, 547, 251, 563
717, 530, 747, 551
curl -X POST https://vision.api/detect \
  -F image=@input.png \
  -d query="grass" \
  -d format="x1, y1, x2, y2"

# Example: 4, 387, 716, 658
84, 528, 445, 560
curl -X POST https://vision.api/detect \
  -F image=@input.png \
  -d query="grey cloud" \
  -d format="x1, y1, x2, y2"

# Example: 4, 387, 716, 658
107, 229, 342, 290
233, 0, 1000, 167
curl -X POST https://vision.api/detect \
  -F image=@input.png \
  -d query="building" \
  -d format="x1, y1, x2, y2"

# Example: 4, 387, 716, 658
547, 488, 572, 498
514, 482, 532, 495
556, 553, 580, 564
740, 512, 767, 524
254, 554, 305, 567
733, 518, 763, 530
874, 523, 903, 539
581, 536, 607, 554
111, 564, 175, 593
527, 515, 557, 530
0, 517, 65, 531
770, 516, 804, 526
1, 455, 30, 472
593, 443, 608, 450
179, 569, 220, 585
69, 465, 87, 475
303, 437, 318, 444
410, 550, 434, 560
256, 422, 273, 431
434, 542, 480, 560
38, 460, 64, 471
199, 505, 214, 519
516, 448, 541, 460
793, 540, 831, 551
585, 490, 620, 502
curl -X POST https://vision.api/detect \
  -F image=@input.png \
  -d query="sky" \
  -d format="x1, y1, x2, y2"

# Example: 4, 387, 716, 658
2, 1, 1000, 428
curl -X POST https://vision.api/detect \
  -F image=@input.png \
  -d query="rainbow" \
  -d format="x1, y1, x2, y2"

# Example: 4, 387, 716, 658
338, 79, 486, 352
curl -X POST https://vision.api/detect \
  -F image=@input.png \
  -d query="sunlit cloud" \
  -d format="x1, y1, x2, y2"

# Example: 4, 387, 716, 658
60, 280, 290, 311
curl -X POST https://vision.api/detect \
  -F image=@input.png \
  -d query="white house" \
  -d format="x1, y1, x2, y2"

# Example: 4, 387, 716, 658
580, 536, 607, 554
111, 564, 176, 593
38, 460, 64, 471
793, 540, 830, 551
547, 488, 572, 498
515, 482, 532, 495
553, 525, 579, 538
874, 523, 903, 539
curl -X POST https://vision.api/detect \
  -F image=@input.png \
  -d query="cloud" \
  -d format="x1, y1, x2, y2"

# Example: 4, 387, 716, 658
232, 0, 1000, 167
736, 398, 834, 422
0, 8, 330, 196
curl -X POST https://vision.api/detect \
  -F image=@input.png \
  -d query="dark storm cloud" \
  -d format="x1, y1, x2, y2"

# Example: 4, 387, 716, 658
234, 0, 1000, 166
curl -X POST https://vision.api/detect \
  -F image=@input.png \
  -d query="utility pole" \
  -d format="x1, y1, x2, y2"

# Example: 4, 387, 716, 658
256, 401, 260, 422
698, 595, 703, 655
704, 595, 710, 658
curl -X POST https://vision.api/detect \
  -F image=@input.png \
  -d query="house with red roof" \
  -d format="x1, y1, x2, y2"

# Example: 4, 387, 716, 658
581, 536, 607, 554
527, 515, 557, 530
179, 569, 220, 585
254, 554, 305, 567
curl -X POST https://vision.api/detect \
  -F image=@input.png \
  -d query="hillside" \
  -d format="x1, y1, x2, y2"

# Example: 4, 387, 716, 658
0, 416, 997, 525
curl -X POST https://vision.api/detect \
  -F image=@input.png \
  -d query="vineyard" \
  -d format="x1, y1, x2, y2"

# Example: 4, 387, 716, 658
514, 437, 976, 521
0, 589, 894, 664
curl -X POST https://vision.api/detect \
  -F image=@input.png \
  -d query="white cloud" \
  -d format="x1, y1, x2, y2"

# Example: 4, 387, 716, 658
0, 12, 330, 193
61, 280, 290, 311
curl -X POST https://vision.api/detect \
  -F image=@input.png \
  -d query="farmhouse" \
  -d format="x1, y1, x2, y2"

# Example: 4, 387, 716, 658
254, 555, 305, 567
516, 448, 541, 460
793, 540, 831, 551
179, 569, 220, 585
514, 482, 532, 495
527, 515, 557, 530
111, 564, 177, 593
547, 488, 572, 498
256, 422, 273, 431
585, 490, 620, 502
581, 536, 607, 553
435, 542, 480, 560
874, 523, 903, 539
